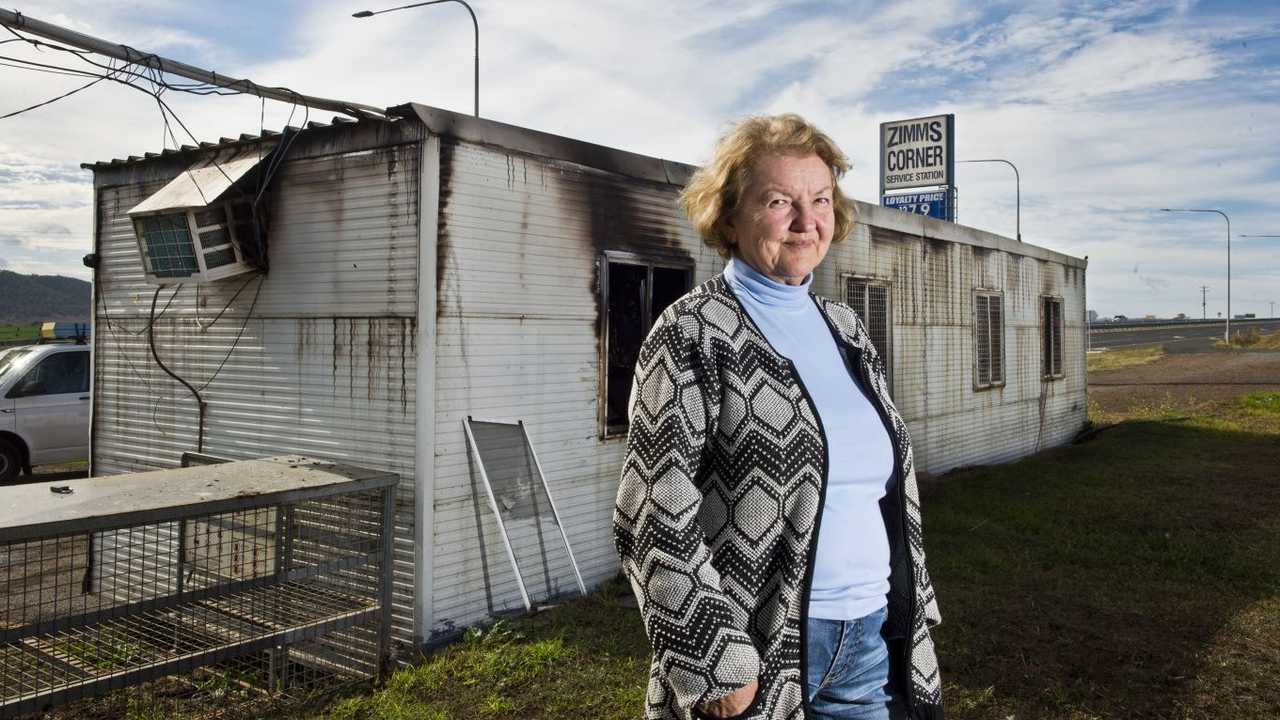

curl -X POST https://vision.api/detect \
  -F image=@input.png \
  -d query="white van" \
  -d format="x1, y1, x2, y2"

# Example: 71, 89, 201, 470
0, 343, 91, 483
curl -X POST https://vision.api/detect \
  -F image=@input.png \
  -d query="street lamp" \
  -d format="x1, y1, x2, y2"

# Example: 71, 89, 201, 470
958, 158, 1020, 242
352, 0, 480, 118
1162, 208, 1231, 342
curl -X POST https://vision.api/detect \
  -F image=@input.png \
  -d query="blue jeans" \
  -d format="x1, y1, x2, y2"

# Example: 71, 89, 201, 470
805, 605, 896, 720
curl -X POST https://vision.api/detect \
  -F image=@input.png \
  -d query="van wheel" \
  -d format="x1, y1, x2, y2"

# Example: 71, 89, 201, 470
0, 437, 20, 484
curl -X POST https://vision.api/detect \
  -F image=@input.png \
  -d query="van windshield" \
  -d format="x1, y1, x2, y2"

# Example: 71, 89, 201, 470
0, 347, 36, 384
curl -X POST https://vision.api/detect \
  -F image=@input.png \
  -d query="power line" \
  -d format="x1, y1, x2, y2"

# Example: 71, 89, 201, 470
1, 74, 107, 119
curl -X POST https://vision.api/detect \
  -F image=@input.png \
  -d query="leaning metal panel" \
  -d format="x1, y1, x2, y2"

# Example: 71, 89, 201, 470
463, 418, 586, 612
0, 457, 396, 718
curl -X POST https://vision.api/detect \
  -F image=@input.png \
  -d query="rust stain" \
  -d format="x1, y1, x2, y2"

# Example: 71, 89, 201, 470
367, 318, 379, 403
386, 148, 401, 311
436, 140, 455, 319
401, 317, 411, 415
332, 317, 341, 383
348, 318, 356, 400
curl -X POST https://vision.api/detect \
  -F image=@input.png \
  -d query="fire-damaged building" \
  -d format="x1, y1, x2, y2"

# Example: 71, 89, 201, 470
81, 103, 1088, 652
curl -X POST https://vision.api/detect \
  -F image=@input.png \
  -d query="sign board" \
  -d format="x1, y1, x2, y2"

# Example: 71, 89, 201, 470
882, 191, 950, 220
879, 114, 954, 194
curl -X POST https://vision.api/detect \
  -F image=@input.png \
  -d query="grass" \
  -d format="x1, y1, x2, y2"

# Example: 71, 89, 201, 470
1086, 344, 1165, 372
312, 602, 650, 720
284, 388, 1280, 720
925, 391, 1280, 719
59, 631, 143, 670
1215, 327, 1280, 350
41, 381, 1280, 719
0, 324, 40, 342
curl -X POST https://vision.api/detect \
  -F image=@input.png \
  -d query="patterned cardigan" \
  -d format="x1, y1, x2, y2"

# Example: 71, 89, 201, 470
613, 274, 944, 720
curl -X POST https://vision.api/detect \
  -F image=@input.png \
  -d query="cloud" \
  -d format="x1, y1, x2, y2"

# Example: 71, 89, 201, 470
1, 0, 1278, 317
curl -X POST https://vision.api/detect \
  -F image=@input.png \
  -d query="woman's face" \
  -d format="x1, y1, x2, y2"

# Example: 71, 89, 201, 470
725, 152, 835, 286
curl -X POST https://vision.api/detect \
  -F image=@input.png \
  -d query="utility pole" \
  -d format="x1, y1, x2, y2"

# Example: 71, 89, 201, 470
0, 9, 386, 119
1162, 209, 1231, 342
1200, 286, 1209, 320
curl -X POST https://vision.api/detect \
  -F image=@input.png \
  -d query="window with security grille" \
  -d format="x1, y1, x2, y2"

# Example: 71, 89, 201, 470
974, 291, 1005, 388
1042, 297, 1064, 379
138, 213, 200, 278
845, 277, 892, 393
601, 255, 693, 437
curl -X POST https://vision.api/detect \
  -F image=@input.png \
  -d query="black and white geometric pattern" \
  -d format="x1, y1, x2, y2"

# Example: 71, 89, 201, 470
614, 275, 944, 720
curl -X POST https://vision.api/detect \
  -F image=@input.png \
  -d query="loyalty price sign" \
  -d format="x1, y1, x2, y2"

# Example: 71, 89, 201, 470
882, 190, 950, 220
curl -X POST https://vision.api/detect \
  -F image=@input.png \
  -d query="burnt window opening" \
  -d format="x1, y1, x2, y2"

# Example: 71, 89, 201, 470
845, 276, 893, 396
974, 290, 1005, 389
1042, 297, 1064, 379
602, 256, 693, 437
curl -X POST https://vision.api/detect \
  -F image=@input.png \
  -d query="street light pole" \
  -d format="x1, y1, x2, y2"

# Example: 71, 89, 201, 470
352, 0, 480, 118
958, 158, 1020, 242
1162, 208, 1231, 342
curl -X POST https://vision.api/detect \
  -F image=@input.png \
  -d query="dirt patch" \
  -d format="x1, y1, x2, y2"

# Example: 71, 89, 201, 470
1090, 349, 1280, 415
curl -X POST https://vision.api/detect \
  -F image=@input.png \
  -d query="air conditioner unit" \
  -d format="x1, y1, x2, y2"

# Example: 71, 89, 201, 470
128, 146, 274, 285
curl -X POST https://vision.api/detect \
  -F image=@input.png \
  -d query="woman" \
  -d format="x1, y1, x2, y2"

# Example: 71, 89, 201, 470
613, 114, 944, 720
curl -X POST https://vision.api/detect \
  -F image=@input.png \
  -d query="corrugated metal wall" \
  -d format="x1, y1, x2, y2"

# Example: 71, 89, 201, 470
90, 137, 422, 645
89, 118, 1088, 649
428, 140, 718, 638
815, 214, 1088, 474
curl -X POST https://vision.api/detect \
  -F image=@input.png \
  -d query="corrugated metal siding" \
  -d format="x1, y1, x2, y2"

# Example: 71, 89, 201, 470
90, 142, 421, 645
815, 224, 1088, 474
429, 140, 718, 637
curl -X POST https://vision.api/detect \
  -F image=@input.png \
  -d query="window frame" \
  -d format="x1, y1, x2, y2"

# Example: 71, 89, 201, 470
132, 200, 251, 285
972, 288, 1006, 391
6, 349, 90, 399
598, 250, 694, 439
1041, 295, 1065, 381
842, 273, 894, 396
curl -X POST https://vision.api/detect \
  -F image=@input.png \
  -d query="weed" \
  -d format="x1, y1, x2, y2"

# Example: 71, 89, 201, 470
1086, 345, 1164, 372
1235, 391, 1280, 416
1216, 327, 1280, 350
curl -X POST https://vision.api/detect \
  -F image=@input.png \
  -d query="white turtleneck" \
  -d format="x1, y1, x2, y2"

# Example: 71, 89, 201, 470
723, 256, 893, 621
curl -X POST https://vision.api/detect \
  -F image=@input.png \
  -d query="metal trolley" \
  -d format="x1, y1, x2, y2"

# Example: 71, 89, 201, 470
0, 456, 396, 717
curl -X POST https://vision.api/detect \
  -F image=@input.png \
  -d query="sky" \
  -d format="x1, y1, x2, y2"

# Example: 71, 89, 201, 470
1, 0, 1278, 319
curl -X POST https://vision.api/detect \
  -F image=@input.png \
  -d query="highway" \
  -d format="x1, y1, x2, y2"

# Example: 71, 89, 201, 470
1089, 320, 1280, 352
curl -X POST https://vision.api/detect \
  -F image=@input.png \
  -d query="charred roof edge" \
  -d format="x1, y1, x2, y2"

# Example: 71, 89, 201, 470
391, 103, 694, 187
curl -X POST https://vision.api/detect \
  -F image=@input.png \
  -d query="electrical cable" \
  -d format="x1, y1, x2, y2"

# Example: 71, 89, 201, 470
147, 286, 206, 452
1, 74, 105, 119
95, 281, 156, 394
197, 273, 264, 392
194, 272, 258, 330
97, 282, 182, 336
0, 20, 336, 455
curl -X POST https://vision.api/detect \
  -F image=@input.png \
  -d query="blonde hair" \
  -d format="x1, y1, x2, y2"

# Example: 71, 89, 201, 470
681, 113, 855, 258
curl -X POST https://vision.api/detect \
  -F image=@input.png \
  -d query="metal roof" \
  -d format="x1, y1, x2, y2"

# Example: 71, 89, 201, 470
80, 104, 697, 187
79, 116, 358, 171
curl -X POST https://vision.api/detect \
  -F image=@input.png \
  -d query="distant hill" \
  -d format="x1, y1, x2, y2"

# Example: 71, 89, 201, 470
0, 271, 91, 325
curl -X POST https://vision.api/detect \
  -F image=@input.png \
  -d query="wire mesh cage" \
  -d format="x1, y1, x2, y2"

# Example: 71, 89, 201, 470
0, 456, 396, 718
